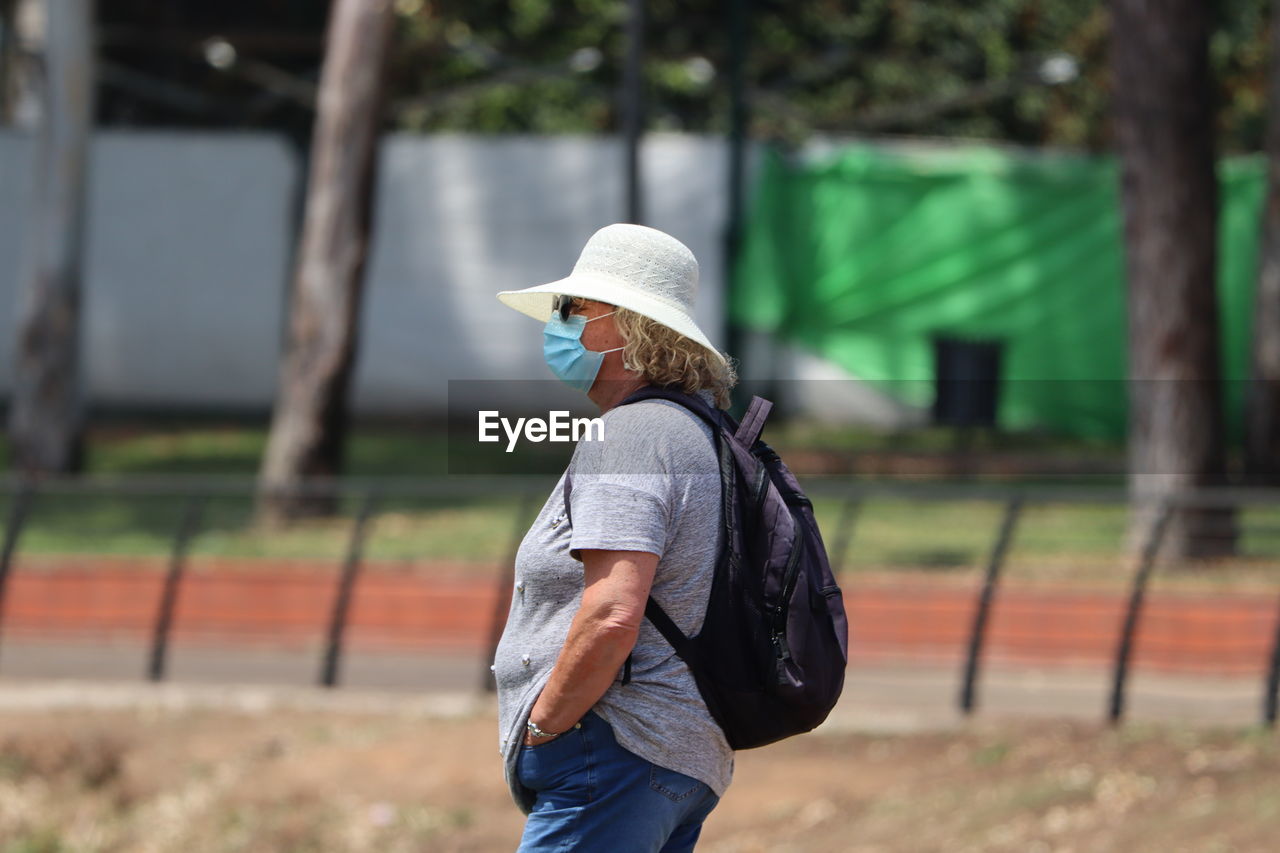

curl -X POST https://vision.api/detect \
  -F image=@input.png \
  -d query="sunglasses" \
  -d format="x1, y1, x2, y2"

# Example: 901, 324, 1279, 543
552, 294, 580, 321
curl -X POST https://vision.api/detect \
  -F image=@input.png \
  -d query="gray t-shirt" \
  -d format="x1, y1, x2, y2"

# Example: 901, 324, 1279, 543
493, 395, 733, 813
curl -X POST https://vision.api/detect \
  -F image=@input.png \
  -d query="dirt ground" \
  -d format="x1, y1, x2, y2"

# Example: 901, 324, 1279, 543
0, 702, 1277, 853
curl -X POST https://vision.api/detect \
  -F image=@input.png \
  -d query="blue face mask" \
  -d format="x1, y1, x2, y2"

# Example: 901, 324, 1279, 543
543, 310, 622, 393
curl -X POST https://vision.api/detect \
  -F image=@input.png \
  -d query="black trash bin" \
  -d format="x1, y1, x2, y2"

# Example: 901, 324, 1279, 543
932, 337, 1004, 428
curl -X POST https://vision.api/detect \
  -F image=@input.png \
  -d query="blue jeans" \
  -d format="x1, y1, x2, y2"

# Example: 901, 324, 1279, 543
516, 711, 721, 852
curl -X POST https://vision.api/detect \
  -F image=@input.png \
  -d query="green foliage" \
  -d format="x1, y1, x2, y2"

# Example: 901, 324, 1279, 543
384, 0, 1271, 152
1215, 0, 1271, 153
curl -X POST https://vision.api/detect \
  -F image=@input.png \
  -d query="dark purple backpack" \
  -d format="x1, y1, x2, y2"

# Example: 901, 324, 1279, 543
566, 387, 849, 750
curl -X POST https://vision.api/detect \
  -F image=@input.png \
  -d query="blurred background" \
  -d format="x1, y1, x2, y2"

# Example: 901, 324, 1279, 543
1, 1, 1280, 851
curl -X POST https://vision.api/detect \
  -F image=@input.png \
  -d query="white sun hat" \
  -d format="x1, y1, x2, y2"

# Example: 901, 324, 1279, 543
496, 223, 726, 365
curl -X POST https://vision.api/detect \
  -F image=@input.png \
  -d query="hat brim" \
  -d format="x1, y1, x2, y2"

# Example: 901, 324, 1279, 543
496, 273, 726, 366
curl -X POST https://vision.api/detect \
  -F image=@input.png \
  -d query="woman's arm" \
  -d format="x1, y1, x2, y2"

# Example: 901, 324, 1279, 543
524, 548, 658, 744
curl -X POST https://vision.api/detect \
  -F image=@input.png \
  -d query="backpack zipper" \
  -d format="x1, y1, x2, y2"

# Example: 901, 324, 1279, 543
770, 537, 804, 677
753, 447, 799, 680
751, 465, 769, 518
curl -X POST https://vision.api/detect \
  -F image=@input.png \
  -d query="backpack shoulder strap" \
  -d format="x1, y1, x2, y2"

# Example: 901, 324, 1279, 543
621, 387, 775, 449
563, 385, 746, 680
619, 386, 727, 434
562, 388, 715, 519
645, 596, 695, 660
734, 397, 773, 447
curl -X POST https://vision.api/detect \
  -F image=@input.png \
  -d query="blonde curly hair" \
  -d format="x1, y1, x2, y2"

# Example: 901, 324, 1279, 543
563, 297, 737, 406
613, 306, 738, 408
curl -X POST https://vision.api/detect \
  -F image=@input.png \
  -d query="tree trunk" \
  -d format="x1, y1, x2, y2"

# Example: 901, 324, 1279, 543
1246, 0, 1280, 486
1110, 0, 1235, 560
257, 0, 394, 522
0, 0, 17, 122
0, 0, 41, 127
8, 0, 93, 476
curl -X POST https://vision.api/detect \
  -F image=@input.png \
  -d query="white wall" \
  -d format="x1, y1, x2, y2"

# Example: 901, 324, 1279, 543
1, 130, 920, 426
354, 133, 730, 413
1, 131, 738, 415
2, 130, 297, 409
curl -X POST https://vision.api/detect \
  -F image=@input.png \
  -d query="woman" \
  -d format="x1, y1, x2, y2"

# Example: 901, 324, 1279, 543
492, 223, 738, 852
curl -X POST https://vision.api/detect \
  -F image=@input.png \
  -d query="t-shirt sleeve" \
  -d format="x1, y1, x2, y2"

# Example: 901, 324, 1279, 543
566, 405, 678, 560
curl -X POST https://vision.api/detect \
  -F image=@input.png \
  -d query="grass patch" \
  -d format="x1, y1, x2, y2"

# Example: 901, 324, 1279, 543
767, 420, 1122, 455
10, 489, 1278, 588
81, 424, 571, 478
2, 423, 1278, 585
6, 419, 1127, 480
8, 491, 538, 565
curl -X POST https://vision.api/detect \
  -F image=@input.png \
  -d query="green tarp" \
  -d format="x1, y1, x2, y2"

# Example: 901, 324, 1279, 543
732, 145, 1266, 441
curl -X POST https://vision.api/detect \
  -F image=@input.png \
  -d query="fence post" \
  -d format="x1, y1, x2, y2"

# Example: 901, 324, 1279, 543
148, 495, 206, 682
958, 497, 1023, 715
830, 491, 863, 575
1264, 589, 1280, 727
1107, 499, 1173, 725
481, 490, 539, 693
319, 490, 378, 688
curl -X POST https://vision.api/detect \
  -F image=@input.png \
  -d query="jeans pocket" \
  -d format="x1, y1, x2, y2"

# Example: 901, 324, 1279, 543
517, 728, 587, 794
648, 763, 704, 803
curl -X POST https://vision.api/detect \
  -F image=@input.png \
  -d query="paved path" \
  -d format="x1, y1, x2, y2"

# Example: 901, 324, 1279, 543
1, 639, 1271, 731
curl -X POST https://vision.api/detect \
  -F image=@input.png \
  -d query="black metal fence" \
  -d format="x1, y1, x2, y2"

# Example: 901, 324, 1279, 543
0, 475, 550, 690
1, 475, 1278, 727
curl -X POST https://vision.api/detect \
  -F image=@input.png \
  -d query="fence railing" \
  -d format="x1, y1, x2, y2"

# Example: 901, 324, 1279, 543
1, 475, 1278, 727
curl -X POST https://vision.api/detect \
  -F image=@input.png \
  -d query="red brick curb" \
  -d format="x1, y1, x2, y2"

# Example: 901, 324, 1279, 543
3, 558, 1276, 677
